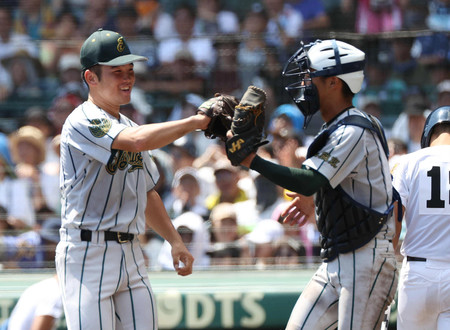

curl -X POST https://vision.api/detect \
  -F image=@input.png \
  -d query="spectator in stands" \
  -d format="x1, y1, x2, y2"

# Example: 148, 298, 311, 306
9, 125, 58, 219
0, 64, 11, 102
116, 4, 159, 71
401, 0, 429, 30
157, 212, 210, 270
390, 89, 431, 153
205, 159, 249, 212
79, 0, 116, 37
262, 0, 303, 58
0, 204, 12, 236
166, 167, 209, 220
12, 0, 56, 40
134, 0, 176, 40
357, 94, 382, 119
342, 0, 405, 34
194, 0, 240, 36
291, 0, 331, 35
142, 49, 206, 103
244, 218, 285, 266
237, 6, 271, 91
0, 134, 35, 230
168, 136, 198, 174
157, 4, 216, 79
268, 104, 305, 167
209, 35, 242, 96
21, 106, 58, 163
0, 215, 61, 269
356, 54, 408, 120
426, 0, 450, 31
127, 62, 154, 123
276, 190, 321, 259
0, 4, 37, 100
234, 172, 286, 234
321, 0, 355, 32
387, 137, 408, 171
436, 79, 450, 108
54, 52, 88, 99
166, 94, 215, 157
208, 203, 251, 266
390, 37, 432, 88
1, 50, 47, 102
39, 9, 83, 77
4, 274, 63, 330
47, 93, 83, 135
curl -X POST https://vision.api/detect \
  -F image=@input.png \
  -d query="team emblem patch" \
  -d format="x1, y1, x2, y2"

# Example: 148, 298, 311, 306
317, 151, 340, 168
89, 118, 112, 138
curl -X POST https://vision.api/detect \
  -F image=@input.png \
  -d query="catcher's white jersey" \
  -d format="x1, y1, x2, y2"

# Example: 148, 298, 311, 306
392, 145, 450, 261
59, 101, 160, 234
303, 108, 395, 236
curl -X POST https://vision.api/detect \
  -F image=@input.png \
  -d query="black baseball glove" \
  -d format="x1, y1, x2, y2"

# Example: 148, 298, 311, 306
197, 93, 239, 141
226, 85, 268, 166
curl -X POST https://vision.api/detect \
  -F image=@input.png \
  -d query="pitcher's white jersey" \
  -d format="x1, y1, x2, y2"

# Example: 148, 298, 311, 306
392, 145, 450, 261
59, 101, 160, 234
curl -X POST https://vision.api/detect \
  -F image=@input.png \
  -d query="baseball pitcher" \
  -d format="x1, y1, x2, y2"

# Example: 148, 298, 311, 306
55, 29, 212, 330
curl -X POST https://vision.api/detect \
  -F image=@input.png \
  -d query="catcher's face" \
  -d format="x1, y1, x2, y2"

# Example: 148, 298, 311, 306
283, 45, 321, 128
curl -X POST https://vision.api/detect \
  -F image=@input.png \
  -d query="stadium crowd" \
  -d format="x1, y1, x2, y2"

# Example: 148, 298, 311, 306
0, 0, 449, 270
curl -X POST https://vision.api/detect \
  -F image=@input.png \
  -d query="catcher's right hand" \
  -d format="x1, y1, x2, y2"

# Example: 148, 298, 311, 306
226, 85, 268, 166
197, 93, 239, 141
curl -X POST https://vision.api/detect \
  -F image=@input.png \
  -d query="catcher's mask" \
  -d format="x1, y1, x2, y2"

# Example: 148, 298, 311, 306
282, 39, 366, 128
420, 105, 450, 148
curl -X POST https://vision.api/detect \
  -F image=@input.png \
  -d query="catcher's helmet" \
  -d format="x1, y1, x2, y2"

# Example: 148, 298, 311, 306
420, 105, 450, 148
282, 39, 365, 128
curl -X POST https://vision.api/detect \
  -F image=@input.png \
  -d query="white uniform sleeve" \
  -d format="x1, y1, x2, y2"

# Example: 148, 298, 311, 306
303, 125, 367, 188
66, 109, 127, 165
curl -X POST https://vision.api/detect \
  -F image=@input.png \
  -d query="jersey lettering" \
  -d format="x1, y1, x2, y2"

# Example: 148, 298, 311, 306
419, 163, 450, 214
317, 151, 340, 168
106, 150, 144, 174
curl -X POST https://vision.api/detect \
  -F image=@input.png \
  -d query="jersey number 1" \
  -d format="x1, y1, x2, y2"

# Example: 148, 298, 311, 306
427, 166, 450, 208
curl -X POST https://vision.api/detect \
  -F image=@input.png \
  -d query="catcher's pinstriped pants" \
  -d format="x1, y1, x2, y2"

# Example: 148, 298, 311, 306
286, 238, 398, 330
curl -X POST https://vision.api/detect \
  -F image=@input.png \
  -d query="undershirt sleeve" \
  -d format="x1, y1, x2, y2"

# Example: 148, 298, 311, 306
250, 155, 329, 196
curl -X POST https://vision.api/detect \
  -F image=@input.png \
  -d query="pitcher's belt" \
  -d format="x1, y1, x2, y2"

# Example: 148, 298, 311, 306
60, 228, 134, 244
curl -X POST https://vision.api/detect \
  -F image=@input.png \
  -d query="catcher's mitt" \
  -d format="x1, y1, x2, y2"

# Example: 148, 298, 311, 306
226, 85, 268, 166
197, 93, 239, 141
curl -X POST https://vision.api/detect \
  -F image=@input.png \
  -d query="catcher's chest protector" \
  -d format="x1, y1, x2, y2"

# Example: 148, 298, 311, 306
315, 185, 393, 262
307, 114, 397, 262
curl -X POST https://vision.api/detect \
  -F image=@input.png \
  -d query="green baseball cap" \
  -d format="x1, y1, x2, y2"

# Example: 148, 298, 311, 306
80, 29, 147, 71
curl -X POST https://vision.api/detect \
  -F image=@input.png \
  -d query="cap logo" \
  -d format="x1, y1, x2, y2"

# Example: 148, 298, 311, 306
117, 37, 125, 52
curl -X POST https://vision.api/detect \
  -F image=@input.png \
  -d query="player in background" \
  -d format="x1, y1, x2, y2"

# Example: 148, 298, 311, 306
392, 106, 450, 330
232, 39, 398, 329
55, 29, 210, 330
5, 275, 63, 330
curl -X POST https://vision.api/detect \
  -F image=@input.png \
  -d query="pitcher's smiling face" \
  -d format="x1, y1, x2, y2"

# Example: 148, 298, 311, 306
87, 63, 136, 115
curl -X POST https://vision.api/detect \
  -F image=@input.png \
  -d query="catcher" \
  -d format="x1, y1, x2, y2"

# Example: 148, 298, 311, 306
224, 40, 398, 329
